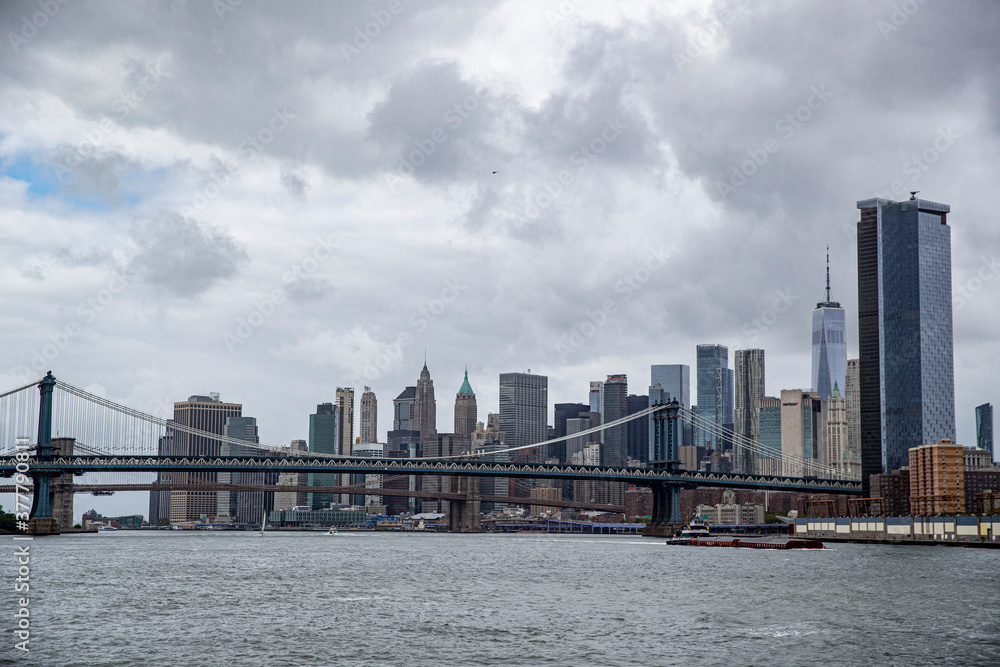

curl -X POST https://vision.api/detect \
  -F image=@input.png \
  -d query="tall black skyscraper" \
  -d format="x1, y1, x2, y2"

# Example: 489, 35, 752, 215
977, 403, 994, 460
499, 372, 548, 460
601, 375, 628, 467
857, 196, 955, 495
554, 402, 589, 463
626, 394, 649, 463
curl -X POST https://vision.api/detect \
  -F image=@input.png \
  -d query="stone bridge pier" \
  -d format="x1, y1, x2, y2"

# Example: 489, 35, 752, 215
448, 474, 481, 532
642, 400, 683, 538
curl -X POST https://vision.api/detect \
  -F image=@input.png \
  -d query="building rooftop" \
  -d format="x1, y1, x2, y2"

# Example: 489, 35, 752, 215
457, 368, 475, 397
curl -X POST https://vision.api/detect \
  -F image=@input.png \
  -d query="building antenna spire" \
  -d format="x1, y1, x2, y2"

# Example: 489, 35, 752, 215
825, 244, 831, 303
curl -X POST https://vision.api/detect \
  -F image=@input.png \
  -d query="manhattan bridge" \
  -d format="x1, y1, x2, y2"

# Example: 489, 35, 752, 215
0, 373, 860, 534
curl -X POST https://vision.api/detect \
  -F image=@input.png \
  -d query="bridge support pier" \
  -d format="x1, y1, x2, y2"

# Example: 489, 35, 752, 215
642, 482, 683, 537
448, 475, 481, 532
643, 401, 683, 537
28, 372, 60, 535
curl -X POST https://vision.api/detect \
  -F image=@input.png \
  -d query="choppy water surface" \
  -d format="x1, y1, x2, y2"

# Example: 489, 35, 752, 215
3, 532, 998, 666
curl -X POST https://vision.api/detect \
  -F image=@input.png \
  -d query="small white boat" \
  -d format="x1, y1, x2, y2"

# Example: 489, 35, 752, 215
258, 512, 267, 537
326, 526, 338, 535
667, 520, 711, 545
98, 525, 118, 532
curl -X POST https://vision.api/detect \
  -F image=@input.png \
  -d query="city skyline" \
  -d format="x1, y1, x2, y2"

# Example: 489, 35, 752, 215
2, 2, 997, 520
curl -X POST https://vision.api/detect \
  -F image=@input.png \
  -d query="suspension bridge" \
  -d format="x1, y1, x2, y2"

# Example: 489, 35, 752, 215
0, 373, 860, 534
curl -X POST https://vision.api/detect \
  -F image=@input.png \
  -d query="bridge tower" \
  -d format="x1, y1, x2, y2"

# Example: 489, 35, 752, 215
448, 471, 481, 532
28, 372, 60, 535
644, 400, 682, 536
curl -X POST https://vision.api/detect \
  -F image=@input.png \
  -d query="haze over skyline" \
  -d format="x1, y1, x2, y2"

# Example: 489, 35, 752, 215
2, 1, 998, 517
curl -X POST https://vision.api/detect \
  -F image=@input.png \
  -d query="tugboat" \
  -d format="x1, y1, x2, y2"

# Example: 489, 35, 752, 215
667, 519, 711, 545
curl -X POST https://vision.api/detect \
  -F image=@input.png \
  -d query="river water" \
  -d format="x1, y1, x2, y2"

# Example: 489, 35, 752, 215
3, 531, 998, 666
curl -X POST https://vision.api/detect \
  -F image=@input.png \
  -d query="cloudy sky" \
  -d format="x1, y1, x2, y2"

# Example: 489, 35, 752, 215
2, 1, 998, 518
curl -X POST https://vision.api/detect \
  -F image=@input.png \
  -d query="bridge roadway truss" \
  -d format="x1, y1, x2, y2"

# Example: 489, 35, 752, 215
3, 373, 861, 534
0, 483, 628, 513
0, 455, 862, 494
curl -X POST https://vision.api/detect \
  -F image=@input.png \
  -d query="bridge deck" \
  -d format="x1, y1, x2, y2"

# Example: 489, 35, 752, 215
0, 455, 862, 494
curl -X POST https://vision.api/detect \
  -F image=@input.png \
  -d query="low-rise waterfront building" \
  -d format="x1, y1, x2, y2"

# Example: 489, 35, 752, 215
870, 468, 910, 516
909, 439, 965, 514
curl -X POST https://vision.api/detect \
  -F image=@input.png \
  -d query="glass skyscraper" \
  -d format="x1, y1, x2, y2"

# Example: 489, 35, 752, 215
811, 249, 846, 402
695, 344, 732, 452
857, 196, 955, 493
601, 374, 628, 467
308, 403, 340, 508
733, 349, 765, 474
499, 372, 548, 460
976, 403, 993, 460
649, 364, 691, 459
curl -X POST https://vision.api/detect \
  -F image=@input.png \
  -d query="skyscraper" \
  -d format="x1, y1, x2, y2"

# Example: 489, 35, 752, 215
845, 358, 861, 463
626, 394, 649, 463
733, 349, 765, 474
472, 414, 508, 513
649, 364, 692, 456
308, 403, 339, 509
826, 383, 851, 479
454, 368, 477, 439
696, 344, 731, 452
392, 387, 416, 432
602, 375, 628, 467
360, 387, 377, 444
148, 431, 173, 525
168, 394, 242, 523
779, 389, 826, 478
812, 248, 847, 402
414, 363, 437, 453
976, 403, 994, 460
589, 381, 603, 415
565, 415, 593, 464
499, 372, 548, 460
758, 396, 782, 476
857, 196, 955, 494
336, 387, 355, 457
554, 402, 589, 463
219, 415, 265, 524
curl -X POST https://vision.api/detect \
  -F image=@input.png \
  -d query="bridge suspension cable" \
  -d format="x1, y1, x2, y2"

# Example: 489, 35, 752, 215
0, 381, 41, 455
51, 380, 339, 459
11, 379, 850, 482
425, 404, 662, 461
679, 407, 845, 479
